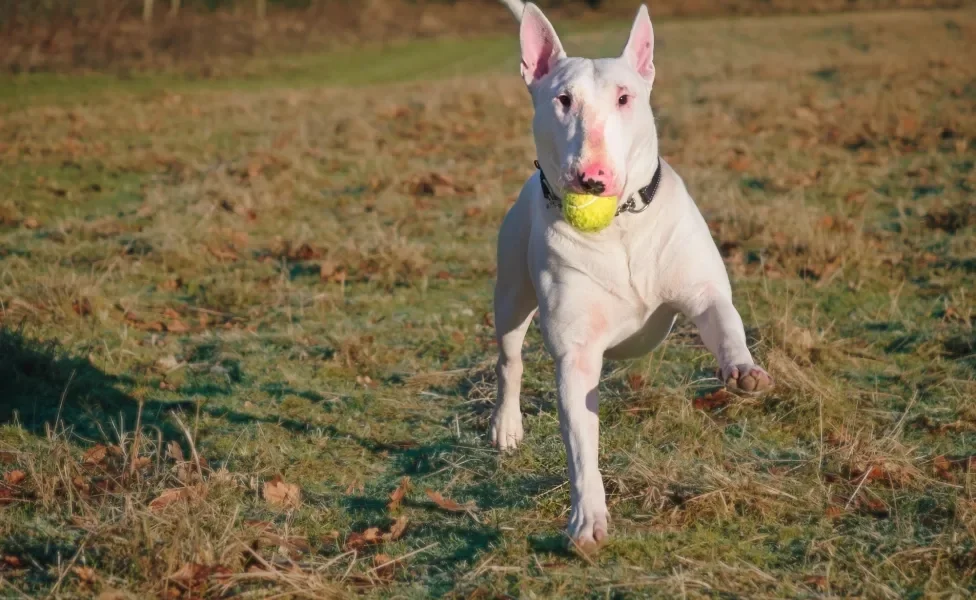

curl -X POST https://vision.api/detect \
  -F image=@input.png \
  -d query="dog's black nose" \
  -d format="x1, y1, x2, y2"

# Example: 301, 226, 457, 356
577, 173, 606, 195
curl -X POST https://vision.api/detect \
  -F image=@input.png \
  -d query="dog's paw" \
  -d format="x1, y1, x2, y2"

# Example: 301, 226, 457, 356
489, 409, 523, 451
567, 501, 609, 554
721, 364, 773, 393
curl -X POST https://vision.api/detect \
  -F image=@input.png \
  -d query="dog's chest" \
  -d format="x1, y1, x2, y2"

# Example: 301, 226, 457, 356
545, 221, 667, 312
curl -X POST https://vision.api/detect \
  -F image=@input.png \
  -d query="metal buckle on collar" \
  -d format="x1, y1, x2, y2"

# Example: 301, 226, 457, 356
536, 158, 663, 216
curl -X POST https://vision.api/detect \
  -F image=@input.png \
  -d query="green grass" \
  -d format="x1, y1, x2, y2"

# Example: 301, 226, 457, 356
1, 7, 975, 599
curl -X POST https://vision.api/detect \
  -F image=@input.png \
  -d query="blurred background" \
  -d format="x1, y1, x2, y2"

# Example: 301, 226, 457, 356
1, 0, 966, 74
1, 0, 975, 597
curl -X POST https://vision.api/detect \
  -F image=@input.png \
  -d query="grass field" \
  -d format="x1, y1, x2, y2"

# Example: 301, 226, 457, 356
1, 7, 975, 598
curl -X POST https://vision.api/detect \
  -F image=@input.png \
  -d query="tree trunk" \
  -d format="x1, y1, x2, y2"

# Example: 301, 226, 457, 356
170, 0, 181, 17
256, 0, 267, 19
143, 0, 154, 24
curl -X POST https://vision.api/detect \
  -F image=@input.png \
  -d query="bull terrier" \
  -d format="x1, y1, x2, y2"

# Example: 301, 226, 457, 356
491, 2, 773, 550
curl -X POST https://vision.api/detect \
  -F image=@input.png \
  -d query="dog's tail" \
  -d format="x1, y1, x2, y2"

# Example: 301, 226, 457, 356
499, 0, 525, 21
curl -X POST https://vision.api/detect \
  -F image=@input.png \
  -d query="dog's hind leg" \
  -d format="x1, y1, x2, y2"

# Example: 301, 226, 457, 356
490, 195, 537, 450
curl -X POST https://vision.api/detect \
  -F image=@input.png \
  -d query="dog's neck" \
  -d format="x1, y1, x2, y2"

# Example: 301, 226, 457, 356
617, 124, 661, 210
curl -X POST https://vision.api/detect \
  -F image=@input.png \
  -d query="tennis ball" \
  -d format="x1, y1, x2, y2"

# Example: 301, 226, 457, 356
562, 193, 617, 233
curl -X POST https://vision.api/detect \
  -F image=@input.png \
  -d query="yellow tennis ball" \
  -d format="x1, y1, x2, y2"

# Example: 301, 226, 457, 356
562, 193, 617, 233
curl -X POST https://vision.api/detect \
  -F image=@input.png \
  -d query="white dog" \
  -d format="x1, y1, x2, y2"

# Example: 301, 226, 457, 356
491, 1, 773, 550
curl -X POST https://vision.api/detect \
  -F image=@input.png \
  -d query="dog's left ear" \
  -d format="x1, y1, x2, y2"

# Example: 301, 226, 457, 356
622, 4, 654, 83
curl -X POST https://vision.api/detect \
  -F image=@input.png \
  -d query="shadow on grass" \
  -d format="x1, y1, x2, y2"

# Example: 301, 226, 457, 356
0, 327, 192, 442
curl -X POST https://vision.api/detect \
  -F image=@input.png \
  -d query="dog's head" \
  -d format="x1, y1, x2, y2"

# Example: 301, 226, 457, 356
519, 3, 658, 200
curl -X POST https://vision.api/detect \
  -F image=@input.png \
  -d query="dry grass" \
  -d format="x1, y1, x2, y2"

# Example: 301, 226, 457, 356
1, 7, 975, 598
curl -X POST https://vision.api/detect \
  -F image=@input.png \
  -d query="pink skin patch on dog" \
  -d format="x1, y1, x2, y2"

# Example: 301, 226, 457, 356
574, 114, 616, 194
574, 306, 608, 375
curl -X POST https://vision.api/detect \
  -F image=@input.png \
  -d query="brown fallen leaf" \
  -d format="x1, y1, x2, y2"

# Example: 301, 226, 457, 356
72, 476, 91, 494
132, 456, 152, 470
345, 526, 383, 550
170, 562, 208, 583
2, 555, 22, 568
166, 319, 190, 333
22, 217, 40, 229
208, 246, 239, 261
372, 553, 395, 577
149, 488, 189, 512
727, 155, 751, 173
72, 298, 92, 317
83, 444, 108, 466
388, 476, 411, 511
426, 489, 476, 513
804, 575, 827, 591
825, 506, 844, 519
160, 278, 182, 291
166, 441, 185, 462
857, 496, 889, 518
693, 389, 731, 411
385, 516, 409, 542
263, 475, 301, 510
626, 373, 646, 391
3, 470, 25, 486
72, 566, 97, 583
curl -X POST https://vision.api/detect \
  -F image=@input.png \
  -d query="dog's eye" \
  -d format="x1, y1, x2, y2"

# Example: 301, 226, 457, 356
557, 94, 572, 108
618, 94, 630, 107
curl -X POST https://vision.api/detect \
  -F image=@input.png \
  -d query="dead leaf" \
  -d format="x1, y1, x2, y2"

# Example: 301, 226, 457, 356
166, 440, 185, 462
83, 444, 108, 466
804, 575, 827, 591
156, 355, 180, 371
263, 475, 301, 510
372, 553, 395, 577
149, 487, 189, 512
825, 506, 844, 519
208, 245, 239, 261
626, 373, 646, 391
72, 566, 96, 583
694, 389, 731, 411
22, 217, 40, 229
166, 319, 190, 333
385, 516, 408, 542
170, 562, 208, 582
161, 278, 182, 291
345, 526, 383, 550
388, 476, 411, 511
857, 496, 889, 518
426, 489, 476, 512
72, 298, 92, 317
4, 470, 25, 486
2, 555, 22, 568
726, 155, 751, 173
72, 476, 91, 494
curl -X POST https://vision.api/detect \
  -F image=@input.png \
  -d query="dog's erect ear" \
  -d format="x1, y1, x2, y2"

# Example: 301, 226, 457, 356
519, 3, 565, 86
622, 4, 655, 83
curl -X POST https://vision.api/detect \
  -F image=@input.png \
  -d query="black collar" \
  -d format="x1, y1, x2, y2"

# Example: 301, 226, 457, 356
535, 157, 663, 216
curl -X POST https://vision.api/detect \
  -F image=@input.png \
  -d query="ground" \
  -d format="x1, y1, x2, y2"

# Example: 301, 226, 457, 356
1, 7, 975, 599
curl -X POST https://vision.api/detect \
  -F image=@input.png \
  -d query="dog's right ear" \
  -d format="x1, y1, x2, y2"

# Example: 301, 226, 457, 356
519, 3, 565, 86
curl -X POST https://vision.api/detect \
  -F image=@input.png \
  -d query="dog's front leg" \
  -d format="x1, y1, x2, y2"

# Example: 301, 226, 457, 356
681, 283, 773, 393
555, 348, 609, 550
539, 297, 611, 550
